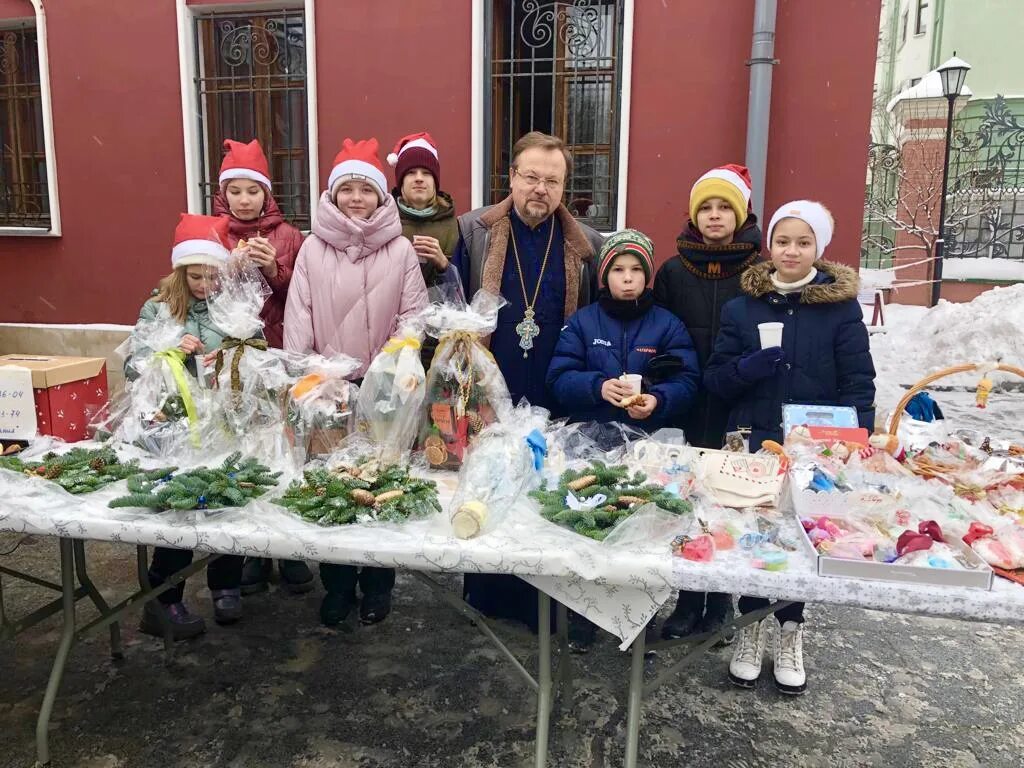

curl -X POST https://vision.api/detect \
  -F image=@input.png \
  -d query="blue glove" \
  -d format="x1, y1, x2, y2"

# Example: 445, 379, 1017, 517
737, 346, 783, 381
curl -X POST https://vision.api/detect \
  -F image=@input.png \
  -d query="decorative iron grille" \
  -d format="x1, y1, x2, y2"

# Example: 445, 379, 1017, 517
862, 95, 1024, 271
0, 25, 49, 228
945, 97, 1024, 262
194, 9, 310, 228
485, 0, 624, 231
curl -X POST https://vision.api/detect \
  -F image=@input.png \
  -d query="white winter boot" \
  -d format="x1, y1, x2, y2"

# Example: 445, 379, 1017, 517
728, 617, 766, 688
772, 619, 807, 695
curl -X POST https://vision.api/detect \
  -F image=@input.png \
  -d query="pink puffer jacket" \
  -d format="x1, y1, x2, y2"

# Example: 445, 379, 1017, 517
284, 192, 428, 376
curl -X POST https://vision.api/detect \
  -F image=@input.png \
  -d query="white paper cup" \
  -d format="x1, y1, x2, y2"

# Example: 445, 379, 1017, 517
621, 373, 643, 395
758, 322, 784, 349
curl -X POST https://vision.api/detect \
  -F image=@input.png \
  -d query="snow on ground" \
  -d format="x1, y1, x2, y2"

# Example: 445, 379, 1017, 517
870, 283, 1024, 433
941, 257, 1024, 282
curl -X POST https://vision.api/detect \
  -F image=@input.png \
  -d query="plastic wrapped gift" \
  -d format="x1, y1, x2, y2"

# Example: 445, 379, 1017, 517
206, 259, 290, 398
416, 292, 512, 471
206, 260, 293, 452
449, 404, 549, 539
286, 352, 361, 461
96, 312, 223, 460
354, 318, 427, 465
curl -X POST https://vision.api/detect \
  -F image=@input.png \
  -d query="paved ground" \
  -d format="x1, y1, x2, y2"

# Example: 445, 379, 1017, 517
1, 535, 1022, 768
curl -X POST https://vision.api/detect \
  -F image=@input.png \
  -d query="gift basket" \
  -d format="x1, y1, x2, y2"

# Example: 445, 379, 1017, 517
354, 319, 427, 465
286, 352, 361, 460
416, 292, 512, 470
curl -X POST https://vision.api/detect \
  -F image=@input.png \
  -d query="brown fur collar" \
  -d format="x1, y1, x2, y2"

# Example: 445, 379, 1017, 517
479, 195, 595, 320
740, 260, 860, 304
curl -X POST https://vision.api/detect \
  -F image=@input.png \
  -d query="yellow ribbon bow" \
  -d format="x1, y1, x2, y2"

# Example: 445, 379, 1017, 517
382, 336, 422, 355
154, 348, 201, 447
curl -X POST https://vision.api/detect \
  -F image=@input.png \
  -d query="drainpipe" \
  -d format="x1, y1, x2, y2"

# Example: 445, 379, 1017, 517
930, 0, 946, 70
744, 0, 778, 224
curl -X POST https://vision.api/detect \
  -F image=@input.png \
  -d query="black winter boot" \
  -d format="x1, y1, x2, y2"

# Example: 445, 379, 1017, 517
660, 590, 705, 640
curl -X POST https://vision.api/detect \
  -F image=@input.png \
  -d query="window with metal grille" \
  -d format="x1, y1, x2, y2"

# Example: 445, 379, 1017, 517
0, 24, 49, 229
486, 0, 624, 231
194, 9, 310, 229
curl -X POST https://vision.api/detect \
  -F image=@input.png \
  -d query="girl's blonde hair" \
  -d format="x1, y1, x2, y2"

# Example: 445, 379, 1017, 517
153, 267, 193, 324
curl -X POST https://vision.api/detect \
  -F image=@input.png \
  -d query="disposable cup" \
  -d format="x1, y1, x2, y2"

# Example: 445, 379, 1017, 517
758, 322, 784, 349
621, 373, 643, 395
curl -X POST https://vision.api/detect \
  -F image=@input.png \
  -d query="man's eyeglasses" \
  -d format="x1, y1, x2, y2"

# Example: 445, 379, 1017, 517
513, 169, 564, 191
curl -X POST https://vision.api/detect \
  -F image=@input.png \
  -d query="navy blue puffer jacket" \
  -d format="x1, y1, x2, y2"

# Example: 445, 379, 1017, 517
704, 261, 876, 450
546, 293, 700, 431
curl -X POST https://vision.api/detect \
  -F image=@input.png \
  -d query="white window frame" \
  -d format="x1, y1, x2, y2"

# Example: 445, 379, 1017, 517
0, 0, 62, 237
175, 0, 319, 225
471, 0, 634, 233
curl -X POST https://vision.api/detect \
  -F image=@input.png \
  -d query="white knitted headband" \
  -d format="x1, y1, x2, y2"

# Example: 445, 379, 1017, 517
767, 200, 833, 258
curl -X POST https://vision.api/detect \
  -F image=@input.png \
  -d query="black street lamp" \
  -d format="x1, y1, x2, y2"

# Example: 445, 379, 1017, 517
931, 54, 971, 307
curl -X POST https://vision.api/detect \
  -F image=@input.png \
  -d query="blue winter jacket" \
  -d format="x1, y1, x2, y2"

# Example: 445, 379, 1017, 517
704, 260, 876, 450
546, 293, 700, 431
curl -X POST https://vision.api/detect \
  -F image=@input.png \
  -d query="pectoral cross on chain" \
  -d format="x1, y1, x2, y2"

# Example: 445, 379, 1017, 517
515, 307, 541, 358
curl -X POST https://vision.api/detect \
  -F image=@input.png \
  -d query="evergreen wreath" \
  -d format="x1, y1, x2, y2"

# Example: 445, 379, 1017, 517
0, 447, 174, 495
108, 452, 279, 511
275, 460, 441, 526
530, 461, 692, 541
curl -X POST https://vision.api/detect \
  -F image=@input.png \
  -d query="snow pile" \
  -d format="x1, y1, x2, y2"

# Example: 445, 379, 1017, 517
871, 284, 1024, 421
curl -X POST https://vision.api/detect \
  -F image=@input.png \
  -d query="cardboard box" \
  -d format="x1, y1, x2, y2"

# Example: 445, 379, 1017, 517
794, 509, 993, 590
0, 355, 109, 443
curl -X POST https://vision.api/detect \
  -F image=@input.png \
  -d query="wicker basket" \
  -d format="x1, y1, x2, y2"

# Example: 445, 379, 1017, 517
888, 362, 1024, 436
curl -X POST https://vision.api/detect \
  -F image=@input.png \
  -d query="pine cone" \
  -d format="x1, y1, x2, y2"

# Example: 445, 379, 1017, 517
374, 490, 404, 505
351, 489, 376, 506
467, 411, 484, 435
616, 495, 646, 508
315, 486, 327, 496
45, 466, 64, 479
89, 458, 107, 471
567, 474, 598, 492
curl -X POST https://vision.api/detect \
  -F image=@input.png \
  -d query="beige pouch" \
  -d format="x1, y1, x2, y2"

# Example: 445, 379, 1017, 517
696, 449, 783, 508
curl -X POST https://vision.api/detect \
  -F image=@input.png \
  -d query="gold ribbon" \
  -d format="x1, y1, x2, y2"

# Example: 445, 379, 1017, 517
433, 331, 497, 367
382, 336, 422, 355
154, 348, 201, 447
214, 337, 269, 393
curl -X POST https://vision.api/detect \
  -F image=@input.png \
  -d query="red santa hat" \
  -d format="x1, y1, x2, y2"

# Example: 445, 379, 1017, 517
689, 163, 753, 227
387, 132, 441, 190
218, 139, 272, 190
171, 213, 231, 269
327, 138, 388, 202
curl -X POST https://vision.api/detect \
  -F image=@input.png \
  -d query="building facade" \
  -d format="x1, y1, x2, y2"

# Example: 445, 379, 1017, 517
1, 0, 881, 326
866, 0, 1024, 301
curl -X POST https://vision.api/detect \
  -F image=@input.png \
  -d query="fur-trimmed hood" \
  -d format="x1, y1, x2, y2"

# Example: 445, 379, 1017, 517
740, 260, 859, 304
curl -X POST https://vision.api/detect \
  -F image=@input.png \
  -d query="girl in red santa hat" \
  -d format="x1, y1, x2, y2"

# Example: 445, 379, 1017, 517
130, 213, 246, 640
213, 138, 314, 596
285, 137, 428, 629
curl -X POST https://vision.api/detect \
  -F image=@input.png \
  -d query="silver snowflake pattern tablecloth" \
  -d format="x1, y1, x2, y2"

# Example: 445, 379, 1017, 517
2, 468, 1022, 651
0, 468, 672, 648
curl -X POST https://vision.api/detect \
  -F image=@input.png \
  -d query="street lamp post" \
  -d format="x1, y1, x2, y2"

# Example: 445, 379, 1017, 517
931, 54, 971, 307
